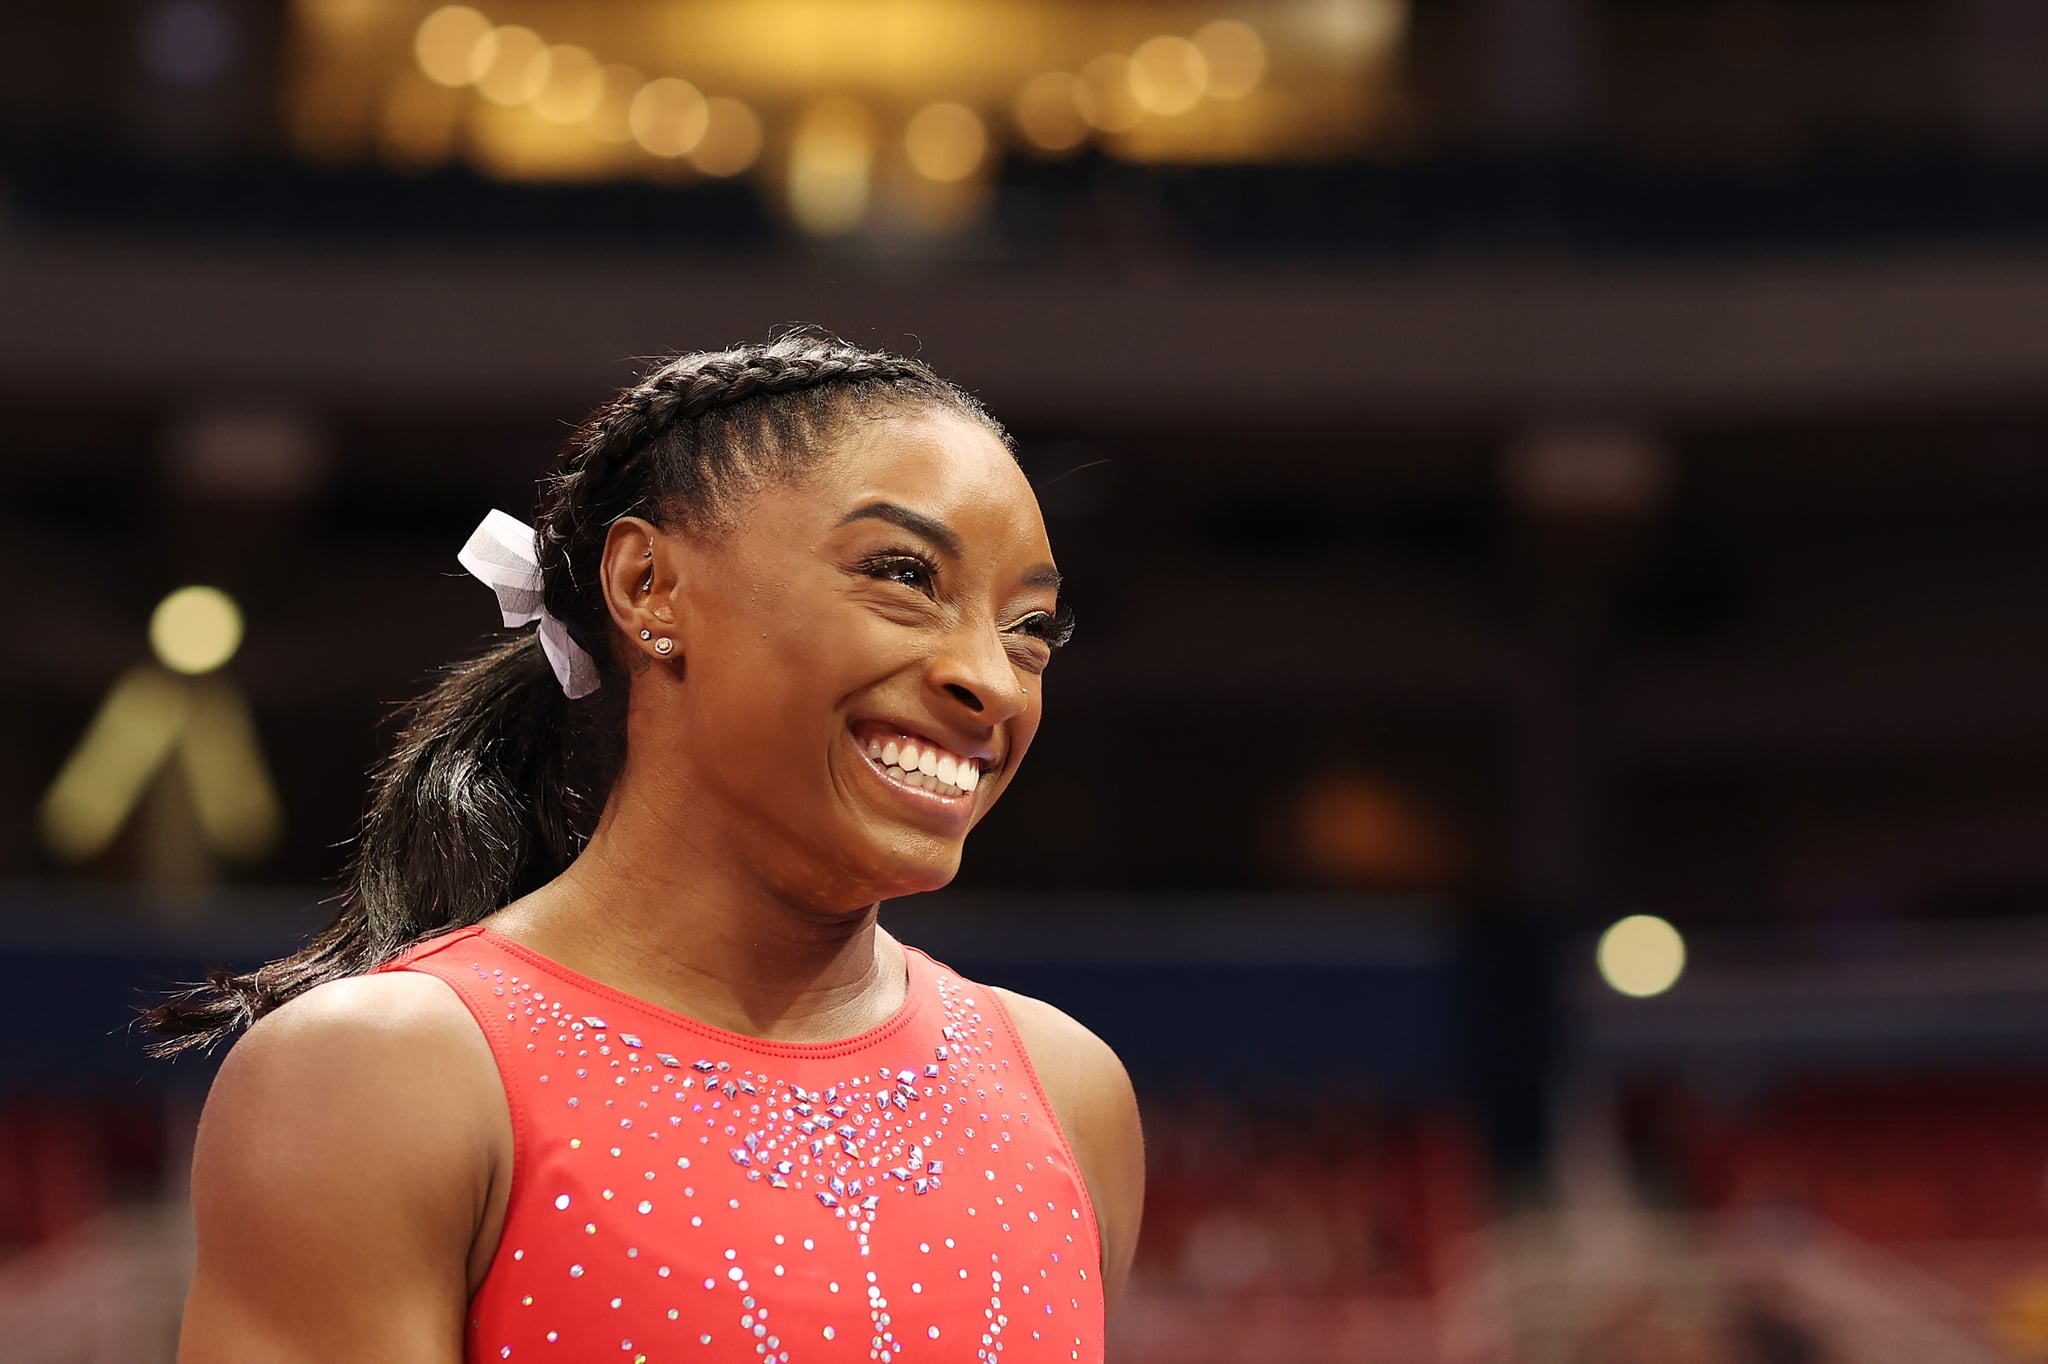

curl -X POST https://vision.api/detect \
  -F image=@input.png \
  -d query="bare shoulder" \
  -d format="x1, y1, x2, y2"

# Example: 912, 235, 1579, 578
200, 970, 501, 1168
990, 985, 1146, 1319
178, 970, 500, 1364
989, 986, 1131, 1106
228, 966, 486, 1062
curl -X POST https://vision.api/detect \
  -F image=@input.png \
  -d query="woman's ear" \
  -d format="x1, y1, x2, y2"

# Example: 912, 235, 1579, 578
599, 517, 682, 660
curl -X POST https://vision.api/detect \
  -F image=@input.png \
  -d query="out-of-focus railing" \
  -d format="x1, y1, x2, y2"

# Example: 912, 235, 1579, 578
0, 1201, 193, 1364
1438, 1208, 2018, 1364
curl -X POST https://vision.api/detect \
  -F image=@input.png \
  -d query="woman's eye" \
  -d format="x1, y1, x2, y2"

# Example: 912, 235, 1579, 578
864, 553, 938, 595
1008, 603, 1075, 650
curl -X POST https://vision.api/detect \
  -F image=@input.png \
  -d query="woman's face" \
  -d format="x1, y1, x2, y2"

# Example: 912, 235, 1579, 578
643, 407, 1062, 909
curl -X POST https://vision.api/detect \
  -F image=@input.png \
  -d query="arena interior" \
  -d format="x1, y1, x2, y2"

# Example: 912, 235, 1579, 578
4, 1, 2048, 1360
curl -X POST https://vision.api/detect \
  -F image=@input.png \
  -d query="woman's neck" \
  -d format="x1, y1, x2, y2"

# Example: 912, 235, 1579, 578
477, 788, 905, 1044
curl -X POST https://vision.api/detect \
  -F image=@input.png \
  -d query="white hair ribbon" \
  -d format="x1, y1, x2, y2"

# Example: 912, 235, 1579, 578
457, 509, 603, 699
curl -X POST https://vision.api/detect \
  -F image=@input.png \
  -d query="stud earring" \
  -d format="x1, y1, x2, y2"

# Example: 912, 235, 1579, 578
654, 637, 674, 656
639, 629, 652, 640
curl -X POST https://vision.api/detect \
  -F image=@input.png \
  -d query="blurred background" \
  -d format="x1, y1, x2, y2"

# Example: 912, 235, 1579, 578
4, 0, 2048, 1359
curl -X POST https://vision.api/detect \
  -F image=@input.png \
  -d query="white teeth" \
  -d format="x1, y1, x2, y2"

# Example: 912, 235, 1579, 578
862, 731, 983, 798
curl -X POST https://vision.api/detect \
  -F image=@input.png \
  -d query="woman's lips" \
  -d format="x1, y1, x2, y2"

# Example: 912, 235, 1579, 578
857, 730, 979, 799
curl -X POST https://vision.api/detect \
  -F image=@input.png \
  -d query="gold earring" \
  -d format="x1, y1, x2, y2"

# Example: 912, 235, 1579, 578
654, 637, 674, 656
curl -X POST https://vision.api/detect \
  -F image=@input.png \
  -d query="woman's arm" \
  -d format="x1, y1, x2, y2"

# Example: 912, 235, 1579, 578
177, 971, 505, 1364
991, 987, 1146, 1320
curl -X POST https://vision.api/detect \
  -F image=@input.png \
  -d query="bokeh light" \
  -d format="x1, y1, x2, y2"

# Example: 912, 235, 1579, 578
788, 98, 876, 236
688, 96, 762, 177
473, 24, 548, 108
1596, 914, 1687, 999
149, 586, 244, 676
1128, 35, 1209, 117
903, 102, 987, 183
1080, 54, 1145, 134
628, 77, 709, 158
1013, 72, 1093, 153
531, 44, 603, 126
1192, 19, 1266, 101
412, 4, 489, 89
583, 64, 642, 145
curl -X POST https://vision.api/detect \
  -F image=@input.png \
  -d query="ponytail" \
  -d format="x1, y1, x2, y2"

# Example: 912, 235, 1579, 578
140, 632, 616, 1057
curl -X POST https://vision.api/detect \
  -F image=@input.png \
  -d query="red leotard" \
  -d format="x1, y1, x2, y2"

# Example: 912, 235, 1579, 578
372, 924, 1105, 1364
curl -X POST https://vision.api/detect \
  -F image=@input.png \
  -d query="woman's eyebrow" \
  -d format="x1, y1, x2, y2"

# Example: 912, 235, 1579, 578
836, 500, 962, 559
1021, 565, 1062, 590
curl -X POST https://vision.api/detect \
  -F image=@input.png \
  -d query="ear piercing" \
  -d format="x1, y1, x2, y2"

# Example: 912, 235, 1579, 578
654, 637, 675, 656
639, 629, 652, 639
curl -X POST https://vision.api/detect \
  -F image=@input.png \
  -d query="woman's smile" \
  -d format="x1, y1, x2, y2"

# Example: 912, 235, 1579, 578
848, 721, 986, 822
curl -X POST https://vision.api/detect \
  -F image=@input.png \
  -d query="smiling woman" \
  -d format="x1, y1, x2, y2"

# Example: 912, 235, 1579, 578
144, 331, 1140, 1364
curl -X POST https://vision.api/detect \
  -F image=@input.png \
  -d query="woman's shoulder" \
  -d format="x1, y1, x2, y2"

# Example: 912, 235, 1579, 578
202, 968, 502, 1183
242, 965, 489, 1055
179, 970, 506, 1358
983, 985, 1125, 1081
985, 983, 1147, 1314
193, 968, 507, 1245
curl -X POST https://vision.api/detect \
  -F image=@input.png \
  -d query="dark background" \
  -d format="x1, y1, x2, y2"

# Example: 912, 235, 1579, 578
4, 2, 2047, 1360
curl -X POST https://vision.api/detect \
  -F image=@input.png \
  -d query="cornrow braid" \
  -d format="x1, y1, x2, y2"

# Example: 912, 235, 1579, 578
140, 329, 1007, 1057
569, 342, 945, 465
534, 332, 1001, 673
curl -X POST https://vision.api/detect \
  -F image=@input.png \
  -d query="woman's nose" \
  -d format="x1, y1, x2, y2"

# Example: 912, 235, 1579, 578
928, 626, 1025, 721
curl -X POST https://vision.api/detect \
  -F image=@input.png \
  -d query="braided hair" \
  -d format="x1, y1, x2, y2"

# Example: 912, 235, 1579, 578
142, 330, 1008, 1056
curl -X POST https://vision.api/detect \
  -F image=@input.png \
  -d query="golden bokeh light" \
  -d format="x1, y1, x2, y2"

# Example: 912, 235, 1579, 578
904, 102, 987, 183
1013, 71, 1092, 153
1310, 0, 1407, 58
299, 2, 1407, 193
1193, 19, 1266, 100
1596, 914, 1688, 999
788, 98, 875, 236
1128, 35, 1208, 117
584, 64, 642, 144
1080, 53, 1144, 133
474, 24, 548, 107
629, 76, 710, 158
690, 96, 763, 177
413, 4, 491, 89
532, 44, 604, 125
150, 585, 244, 675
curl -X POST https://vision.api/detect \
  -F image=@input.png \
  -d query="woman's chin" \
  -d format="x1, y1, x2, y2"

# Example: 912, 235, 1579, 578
850, 830, 964, 900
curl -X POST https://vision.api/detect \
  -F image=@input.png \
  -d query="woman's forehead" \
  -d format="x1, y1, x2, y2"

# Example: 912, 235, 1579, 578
810, 411, 1042, 538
